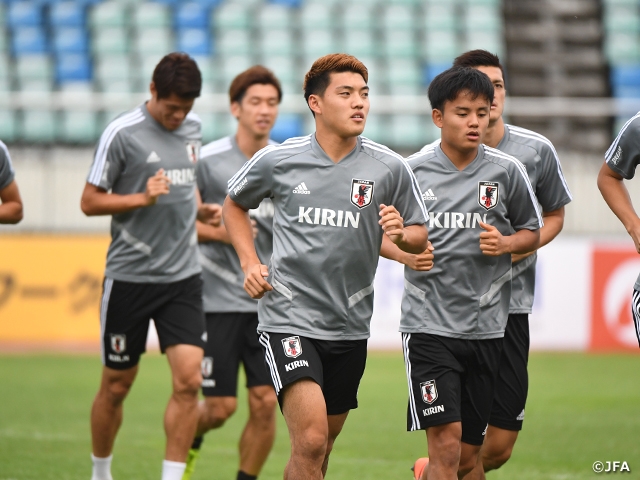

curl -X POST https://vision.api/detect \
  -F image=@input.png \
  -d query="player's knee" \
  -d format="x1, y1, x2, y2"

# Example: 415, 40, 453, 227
483, 444, 513, 471
458, 453, 480, 477
250, 389, 278, 420
102, 375, 135, 404
429, 433, 461, 468
292, 429, 328, 462
205, 398, 237, 427
173, 372, 202, 399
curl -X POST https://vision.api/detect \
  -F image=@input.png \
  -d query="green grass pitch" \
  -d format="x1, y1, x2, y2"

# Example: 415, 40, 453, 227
0, 352, 638, 479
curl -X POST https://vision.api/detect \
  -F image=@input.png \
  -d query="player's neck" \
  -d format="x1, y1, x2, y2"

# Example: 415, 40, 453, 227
483, 117, 506, 148
314, 123, 358, 163
235, 128, 269, 160
440, 139, 478, 171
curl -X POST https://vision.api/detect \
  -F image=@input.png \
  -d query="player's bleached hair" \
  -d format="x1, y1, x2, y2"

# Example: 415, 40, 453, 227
453, 49, 505, 83
152, 52, 202, 100
229, 65, 283, 105
428, 66, 494, 112
303, 54, 368, 115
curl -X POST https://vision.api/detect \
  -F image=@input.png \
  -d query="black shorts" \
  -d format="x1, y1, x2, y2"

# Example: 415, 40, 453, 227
632, 288, 640, 347
200, 312, 271, 396
100, 275, 206, 370
402, 333, 503, 446
258, 331, 367, 415
489, 313, 530, 431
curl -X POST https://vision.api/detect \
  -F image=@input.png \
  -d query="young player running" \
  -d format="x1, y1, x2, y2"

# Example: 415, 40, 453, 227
81, 53, 221, 480
383, 67, 542, 480
411, 50, 573, 479
223, 54, 429, 480
598, 112, 640, 348
183, 66, 281, 480
0, 141, 23, 224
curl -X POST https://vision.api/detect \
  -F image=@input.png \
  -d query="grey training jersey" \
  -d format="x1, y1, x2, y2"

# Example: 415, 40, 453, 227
229, 134, 428, 341
0, 141, 15, 191
197, 136, 275, 313
605, 112, 640, 290
401, 144, 543, 340
86, 104, 202, 283
496, 125, 572, 314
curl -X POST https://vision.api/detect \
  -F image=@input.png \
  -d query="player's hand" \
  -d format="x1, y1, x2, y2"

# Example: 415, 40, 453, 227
251, 219, 259, 239
479, 221, 510, 256
511, 251, 535, 263
243, 263, 272, 299
404, 241, 435, 271
379, 204, 406, 245
145, 169, 170, 205
198, 203, 222, 226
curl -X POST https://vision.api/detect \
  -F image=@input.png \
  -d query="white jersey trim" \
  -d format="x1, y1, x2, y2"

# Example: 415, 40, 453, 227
0, 140, 13, 173
484, 146, 544, 227
402, 333, 421, 431
348, 282, 375, 308
361, 138, 429, 222
507, 125, 573, 202
198, 250, 238, 284
479, 268, 512, 307
200, 136, 233, 159
259, 332, 283, 393
605, 111, 640, 162
186, 111, 202, 124
89, 109, 145, 186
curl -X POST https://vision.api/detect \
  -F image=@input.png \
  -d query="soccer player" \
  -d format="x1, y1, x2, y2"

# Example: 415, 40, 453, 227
383, 66, 542, 480
222, 53, 429, 479
80, 53, 221, 480
0, 141, 23, 224
183, 66, 281, 480
598, 113, 640, 348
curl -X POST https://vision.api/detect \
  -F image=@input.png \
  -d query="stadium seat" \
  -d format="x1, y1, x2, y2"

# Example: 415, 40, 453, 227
192, 54, 214, 85
604, 7, 640, 33
190, 0, 223, 8
358, 56, 386, 95
196, 112, 219, 143
15, 54, 52, 82
611, 65, 640, 87
390, 114, 430, 148
270, 114, 303, 143
340, 4, 375, 30
0, 110, 17, 143
52, 27, 88, 55
259, 30, 295, 57
20, 109, 57, 143
12, 27, 47, 55
132, 28, 174, 56
256, 4, 293, 31
175, 3, 209, 30
0, 26, 8, 54
423, 30, 459, 63
92, 27, 129, 55
605, 33, 640, 63
603, 0, 638, 6
132, 3, 171, 29
423, 5, 457, 31
217, 29, 252, 56
269, 0, 302, 7
300, 3, 332, 30
55, 53, 91, 83
423, 63, 449, 85
301, 30, 337, 62
49, 2, 85, 28
464, 31, 504, 57
220, 54, 253, 84
464, 5, 503, 32
59, 111, 98, 143
261, 55, 298, 84
89, 3, 127, 29
362, 114, 389, 145
0, 54, 10, 83
383, 31, 419, 59
176, 28, 211, 56
212, 3, 251, 30
461, 0, 500, 5
380, 5, 416, 31
387, 59, 422, 94
343, 30, 377, 58
387, 0, 423, 5
94, 54, 131, 85
8, 2, 42, 28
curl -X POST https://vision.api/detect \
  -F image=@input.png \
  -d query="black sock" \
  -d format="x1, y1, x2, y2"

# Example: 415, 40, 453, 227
237, 471, 257, 480
190, 436, 204, 450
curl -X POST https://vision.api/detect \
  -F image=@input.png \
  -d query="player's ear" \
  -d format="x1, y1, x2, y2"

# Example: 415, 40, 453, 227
230, 101, 241, 120
149, 81, 157, 99
308, 94, 322, 116
432, 108, 443, 128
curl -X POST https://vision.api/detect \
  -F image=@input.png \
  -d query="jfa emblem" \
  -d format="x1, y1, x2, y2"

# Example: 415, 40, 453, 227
186, 140, 201, 164
351, 179, 375, 209
478, 181, 499, 211
282, 336, 302, 358
201, 357, 213, 378
110, 334, 126, 354
420, 380, 438, 404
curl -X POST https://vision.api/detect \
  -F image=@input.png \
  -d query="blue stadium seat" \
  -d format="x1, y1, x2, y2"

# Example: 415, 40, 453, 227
270, 114, 303, 143
56, 53, 91, 83
12, 27, 47, 55
423, 63, 450, 85
52, 27, 88, 55
7, 2, 42, 28
175, 3, 209, 30
269, 0, 302, 7
177, 28, 211, 56
611, 65, 640, 87
148, 0, 180, 6
191, 0, 223, 7
49, 2, 85, 28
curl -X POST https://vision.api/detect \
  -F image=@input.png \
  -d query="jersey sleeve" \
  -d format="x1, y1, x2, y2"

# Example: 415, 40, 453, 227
534, 142, 572, 212
507, 160, 544, 231
196, 158, 209, 198
390, 158, 428, 226
605, 115, 640, 180
227, 146, 276, 210
86, 129, 127, 190
0, 142, 15, 191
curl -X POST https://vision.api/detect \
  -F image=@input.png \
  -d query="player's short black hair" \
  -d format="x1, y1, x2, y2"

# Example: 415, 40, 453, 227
453, 49, 505, 82
152, 52, 202, 100
428, 66, 494, 112
229, 65, 282, 104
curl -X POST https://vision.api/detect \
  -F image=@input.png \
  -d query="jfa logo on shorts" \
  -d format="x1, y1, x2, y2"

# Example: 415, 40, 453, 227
351, 179, 374, 209
420, 380, 438, 404
110, 334, 126, 354
478, 181, 499, 211
201, 357, 213, 378
282, 336, 302, 358
186, 140, 201, 164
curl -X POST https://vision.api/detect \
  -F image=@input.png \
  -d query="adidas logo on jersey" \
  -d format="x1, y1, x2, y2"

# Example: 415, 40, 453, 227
293, 182, 311, 194
422, 189, 437, 201
146, 151, 161, 163
517, 409, 525, 421
429, 212, 488, 229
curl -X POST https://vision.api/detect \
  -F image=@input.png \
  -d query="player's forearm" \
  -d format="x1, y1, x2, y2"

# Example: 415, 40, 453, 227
0, 201, 23, 224
81, 190, 147, 216
538, 207, 565, 249
507, 229, 540, 255
380, 234, 411, 264
223, 196, 261, 269
395, 224, 429, 254
597, 168, 640, 233
196, 221, 230, 244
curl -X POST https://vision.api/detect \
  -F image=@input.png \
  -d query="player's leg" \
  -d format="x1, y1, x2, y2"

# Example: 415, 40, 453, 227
424, 423, 462, 479
632, 288, 640, 347
321, 412, 349, 476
